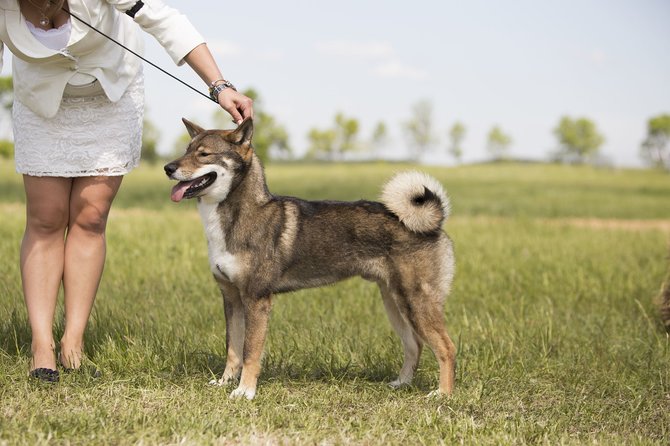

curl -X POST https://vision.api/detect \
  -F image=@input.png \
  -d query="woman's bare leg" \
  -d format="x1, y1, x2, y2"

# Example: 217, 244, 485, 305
60, 176, 123, 369
21, 176, 72, 371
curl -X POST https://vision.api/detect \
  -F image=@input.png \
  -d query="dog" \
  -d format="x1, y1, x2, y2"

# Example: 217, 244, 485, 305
164, 118, 456, 400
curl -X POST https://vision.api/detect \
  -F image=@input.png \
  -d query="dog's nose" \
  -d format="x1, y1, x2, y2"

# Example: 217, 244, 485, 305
164, 162, 177, 177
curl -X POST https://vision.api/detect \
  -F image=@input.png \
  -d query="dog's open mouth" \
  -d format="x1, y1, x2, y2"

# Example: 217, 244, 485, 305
170, 172, 217, 202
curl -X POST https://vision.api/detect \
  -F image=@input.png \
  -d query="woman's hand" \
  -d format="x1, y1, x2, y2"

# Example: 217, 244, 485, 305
182, 43, 255, 124
217, 88, 254, 125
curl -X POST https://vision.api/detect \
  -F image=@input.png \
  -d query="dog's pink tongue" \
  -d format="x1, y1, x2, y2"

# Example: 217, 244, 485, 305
171, 181, 193, 202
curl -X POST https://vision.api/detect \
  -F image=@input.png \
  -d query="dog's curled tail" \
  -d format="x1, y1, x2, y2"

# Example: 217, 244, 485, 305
381, 171, 450, 233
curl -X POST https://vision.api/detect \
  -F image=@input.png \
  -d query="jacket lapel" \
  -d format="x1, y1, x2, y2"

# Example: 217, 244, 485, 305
3, 8, 58, 59
66, 0, 91, 47
1, 0, 93, 59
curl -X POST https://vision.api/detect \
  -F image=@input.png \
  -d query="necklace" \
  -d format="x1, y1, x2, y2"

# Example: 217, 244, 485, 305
25, 0, 64, 27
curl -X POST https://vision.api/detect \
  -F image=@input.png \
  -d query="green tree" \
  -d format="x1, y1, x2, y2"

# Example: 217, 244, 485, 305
334, 112, 359, 156
141, 118, 160, 164
0, 139, 13, 159
553, 116, 604, 164
257, 113, 291, 160
370, 121, 389, 157
0, 76, 12, 110
213, 88, 291, 163
403, 99, 437, 160
448, 122, 466, 163
487, 125, 512, 161
306, 128, 337, 160
640, 113, 670, 170
305, 112, 360, 161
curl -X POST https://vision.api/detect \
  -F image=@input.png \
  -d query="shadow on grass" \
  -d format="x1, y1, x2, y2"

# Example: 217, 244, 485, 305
165, 347, 404, 387
1, 307, 430, 391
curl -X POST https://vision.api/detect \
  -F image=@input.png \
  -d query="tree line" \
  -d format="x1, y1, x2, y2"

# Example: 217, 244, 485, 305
1, 77, 669, 170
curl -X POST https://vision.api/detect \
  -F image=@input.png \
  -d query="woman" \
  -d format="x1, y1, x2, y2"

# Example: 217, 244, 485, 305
0, 0, 253, 382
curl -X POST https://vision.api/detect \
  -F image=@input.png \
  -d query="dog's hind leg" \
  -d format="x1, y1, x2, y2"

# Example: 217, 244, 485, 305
230, 294, 273, 400
395, 285, 456, 396
379, 283, 423, 389
212, 281, 245, 386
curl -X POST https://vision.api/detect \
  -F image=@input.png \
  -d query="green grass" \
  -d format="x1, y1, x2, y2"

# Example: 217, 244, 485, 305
0, 160, 669, 444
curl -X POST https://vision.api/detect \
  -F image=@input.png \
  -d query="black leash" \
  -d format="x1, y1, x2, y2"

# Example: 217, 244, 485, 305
61, 5, 217, 103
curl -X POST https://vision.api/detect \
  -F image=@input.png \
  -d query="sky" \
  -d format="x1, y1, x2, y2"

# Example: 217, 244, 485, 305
2, 0, 670, 166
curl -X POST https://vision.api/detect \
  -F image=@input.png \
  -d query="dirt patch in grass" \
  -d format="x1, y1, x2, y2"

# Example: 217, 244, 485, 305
548, 218, 670, 232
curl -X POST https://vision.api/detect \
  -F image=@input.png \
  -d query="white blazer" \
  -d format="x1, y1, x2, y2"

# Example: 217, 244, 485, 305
0, 0, 204, 117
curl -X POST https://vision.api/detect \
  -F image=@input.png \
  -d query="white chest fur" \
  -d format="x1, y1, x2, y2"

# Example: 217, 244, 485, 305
197, 201, 239, 282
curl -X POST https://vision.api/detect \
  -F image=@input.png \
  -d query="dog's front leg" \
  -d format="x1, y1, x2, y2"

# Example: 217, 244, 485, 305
212, 281, 245, 386
229, 294, 273, 400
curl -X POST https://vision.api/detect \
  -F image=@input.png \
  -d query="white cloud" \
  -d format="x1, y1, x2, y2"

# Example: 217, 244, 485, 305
314, 40, 395, 59
314, 40, 428, 80
372, 61, 428, 81
207, 40, 284, 62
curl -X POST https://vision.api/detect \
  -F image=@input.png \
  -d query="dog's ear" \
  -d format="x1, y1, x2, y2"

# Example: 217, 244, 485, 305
227, 117, 254, 145
182, 118, 205, 138
226, 118, 254, 160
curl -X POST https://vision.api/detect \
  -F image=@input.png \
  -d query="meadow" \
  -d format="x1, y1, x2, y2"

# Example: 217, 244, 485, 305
0, 160, 669, 445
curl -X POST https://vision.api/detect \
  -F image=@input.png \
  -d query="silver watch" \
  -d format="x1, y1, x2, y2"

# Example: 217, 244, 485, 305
209, 80, 237, 102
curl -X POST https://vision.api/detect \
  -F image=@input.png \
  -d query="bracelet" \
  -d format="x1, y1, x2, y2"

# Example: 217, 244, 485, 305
209, 80, 237, 102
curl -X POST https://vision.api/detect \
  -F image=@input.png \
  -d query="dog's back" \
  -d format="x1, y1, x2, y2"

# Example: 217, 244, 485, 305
228, 170, 454, 301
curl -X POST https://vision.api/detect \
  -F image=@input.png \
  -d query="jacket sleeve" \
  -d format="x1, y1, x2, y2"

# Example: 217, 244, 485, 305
107, 0, 205, 66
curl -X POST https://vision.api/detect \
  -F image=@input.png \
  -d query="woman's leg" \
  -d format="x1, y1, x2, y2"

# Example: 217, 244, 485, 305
60, 175, 123, 369
21, 176, 73, 371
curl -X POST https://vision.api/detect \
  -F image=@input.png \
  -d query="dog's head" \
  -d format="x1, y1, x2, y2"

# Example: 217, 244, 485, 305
164, 118, 254, 203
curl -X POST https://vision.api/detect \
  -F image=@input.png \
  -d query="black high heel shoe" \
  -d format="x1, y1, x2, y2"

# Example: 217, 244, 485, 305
29, 368, 60, 383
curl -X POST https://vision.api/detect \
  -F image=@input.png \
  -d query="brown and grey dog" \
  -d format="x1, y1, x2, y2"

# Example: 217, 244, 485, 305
164, 118, 457, 399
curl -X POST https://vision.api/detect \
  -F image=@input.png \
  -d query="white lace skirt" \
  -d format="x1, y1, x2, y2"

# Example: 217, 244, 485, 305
13, 70, 144, 177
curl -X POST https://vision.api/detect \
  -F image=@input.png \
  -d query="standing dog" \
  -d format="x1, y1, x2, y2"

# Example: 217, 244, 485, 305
164, 118, 456, 399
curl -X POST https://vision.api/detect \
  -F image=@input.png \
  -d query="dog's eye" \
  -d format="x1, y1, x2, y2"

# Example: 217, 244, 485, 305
198, 152, 211, 157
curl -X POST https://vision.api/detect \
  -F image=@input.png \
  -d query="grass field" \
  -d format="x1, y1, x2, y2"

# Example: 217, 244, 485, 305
0, 160, 669, 445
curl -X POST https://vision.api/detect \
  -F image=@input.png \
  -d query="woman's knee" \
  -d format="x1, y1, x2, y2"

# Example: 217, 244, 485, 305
26, 204, 69, 236
23, 176, 71, 236
70, 205, 110, 235
68, 176, 121, 235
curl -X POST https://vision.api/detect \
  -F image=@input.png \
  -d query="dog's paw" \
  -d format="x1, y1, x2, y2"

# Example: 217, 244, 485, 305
229, 385, 256, 400
208, 374, 238, 387
426, 389, 448, 398
388, 379, 410, 389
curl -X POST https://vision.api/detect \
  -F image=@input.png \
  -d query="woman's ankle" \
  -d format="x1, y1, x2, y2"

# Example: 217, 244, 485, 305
30, 341, 57, 371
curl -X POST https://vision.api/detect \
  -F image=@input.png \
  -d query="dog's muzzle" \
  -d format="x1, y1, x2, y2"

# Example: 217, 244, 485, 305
164, 162, 218, 202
